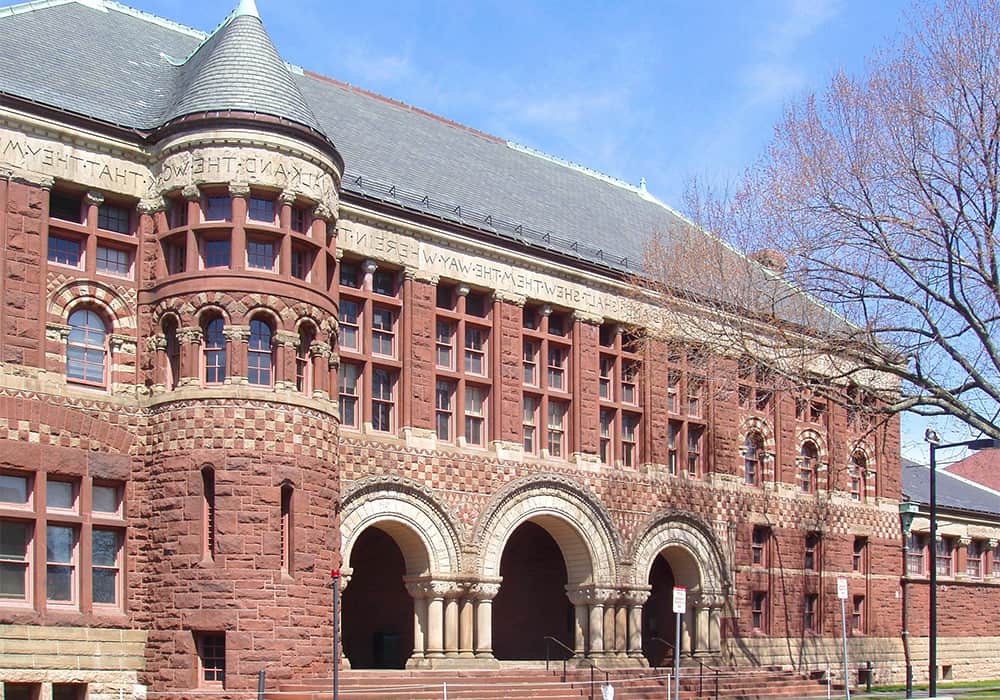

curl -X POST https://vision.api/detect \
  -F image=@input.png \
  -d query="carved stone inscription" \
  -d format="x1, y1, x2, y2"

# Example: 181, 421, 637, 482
157, 146, 339, 208
339, 219, 635, 321
0, 127, 151, 197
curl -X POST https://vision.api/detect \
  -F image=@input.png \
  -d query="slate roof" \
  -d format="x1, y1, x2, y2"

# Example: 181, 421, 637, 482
0, 0, 856, 324
901, 457, 1000, 517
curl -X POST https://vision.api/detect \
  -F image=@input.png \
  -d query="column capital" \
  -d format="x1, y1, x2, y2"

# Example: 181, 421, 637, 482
989, 538, 999, 548
468, 582, 501, 601
404, 267, 440, 285
621, 588, 651, 607
312, 201, 335, 222
138, 196, 167, 215
493, 289, 526, 306
108, 333, 135, 354
223, 325, 251, 342
278, 189, 298, 205
181, 183, 201, 201
85, 190, 105, 206
228, 181, 251, 198
362, 259, 379, 274
957, 535, 972, 546
147, 334, 168, 352
274, 330, 299, 348
177, 326, 203, 344
456, 284, 471, 297
572, 309, 604, 326
309, 340, 333, 359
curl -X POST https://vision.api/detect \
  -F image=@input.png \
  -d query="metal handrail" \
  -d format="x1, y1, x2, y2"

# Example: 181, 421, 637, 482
543, 635, 574, 680
695, 657, 721, 699
649, 636, 674, 668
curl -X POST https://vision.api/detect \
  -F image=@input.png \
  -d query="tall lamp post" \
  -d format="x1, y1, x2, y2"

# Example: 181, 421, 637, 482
923, 430, 1000, 698
898, 501, 920, 699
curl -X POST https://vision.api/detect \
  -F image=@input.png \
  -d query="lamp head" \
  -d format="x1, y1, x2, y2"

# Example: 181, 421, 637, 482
924, 428, 941, 445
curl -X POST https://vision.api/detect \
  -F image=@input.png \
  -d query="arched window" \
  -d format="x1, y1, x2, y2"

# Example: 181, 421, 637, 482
163, 317, 180, 390
850, 452, 867, 501
67, 308, 108, 387
800, 441, 819, 494
295, 325, 315, 394
744, 432, 765, 486
203, 317, 226, 385
247, 318, 273, 386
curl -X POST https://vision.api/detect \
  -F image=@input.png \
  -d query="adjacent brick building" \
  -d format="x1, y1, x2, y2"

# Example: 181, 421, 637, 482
0, 0, 981, 697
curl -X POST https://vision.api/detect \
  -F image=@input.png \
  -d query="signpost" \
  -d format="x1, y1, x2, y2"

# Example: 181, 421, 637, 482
672, 586, 685, 700
836, 577, 851, 700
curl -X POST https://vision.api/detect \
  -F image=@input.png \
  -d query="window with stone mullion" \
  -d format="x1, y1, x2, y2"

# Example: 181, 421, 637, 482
522, 304, 573, 459
434, 286, 490, 447
664, 352, 706, 479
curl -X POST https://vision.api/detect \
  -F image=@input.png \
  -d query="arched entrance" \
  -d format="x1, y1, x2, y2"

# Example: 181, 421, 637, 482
493, 521, 574, 660
642, 546, 701, 665
342, 526, 414, 668
632, 514, 729, 661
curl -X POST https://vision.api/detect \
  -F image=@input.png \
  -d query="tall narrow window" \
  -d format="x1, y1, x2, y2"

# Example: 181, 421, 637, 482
295, 325, 315, 394
66, 309, 108, 387
599, 409, 613, 465
936, 538, 954, 576
967, 540, 983, 578
546, 346, 567, 390
621, 413, 638, 466
464, 326, 487, 375
799, 441, 818, 494
435, 380, 455, 442
523, 340, 539, 386
45, 524, 76, 603
247, 319, 273, 386
203, 317, 226, 385
202, 467, 216, 560
0, 520, 30, 601
751, 591, 767, 631
853, 537, 868, 573
371, 307, 396, 357
667, 421, 680, 475
547, 400, 567, 458
371, 369, 396, 433
280, 483, 293, 573
906, 532, 927, 575
751, 526, 769, 567
339, 300, 360, 352
522, 397, 539, 455
686, 425, 703, 477
337, 363, 361, 429
435, 320, 455, 369
851, 596, 865, 633
803, 594, 817, 632
164, 317, 181, 390
804, 532, 820, 571
849, 452, 867, 501
464, 385, 486, 446
91, 528, 121, 605
744, 432, 765, 486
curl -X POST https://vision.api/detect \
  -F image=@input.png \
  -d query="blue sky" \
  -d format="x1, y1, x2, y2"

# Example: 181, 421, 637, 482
85, 0, 955, 460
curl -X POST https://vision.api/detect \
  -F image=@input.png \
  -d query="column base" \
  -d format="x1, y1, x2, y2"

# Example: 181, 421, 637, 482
408, 655, 500, 669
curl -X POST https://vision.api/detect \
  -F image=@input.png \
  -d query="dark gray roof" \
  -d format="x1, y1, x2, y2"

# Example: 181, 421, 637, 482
165, 9, 322, 132
901, 457, 1000, 517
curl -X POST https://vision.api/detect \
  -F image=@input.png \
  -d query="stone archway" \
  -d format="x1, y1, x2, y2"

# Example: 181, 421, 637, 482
339, 479, 462, 668
473, 476, 622, 662
632, 513, 730, 661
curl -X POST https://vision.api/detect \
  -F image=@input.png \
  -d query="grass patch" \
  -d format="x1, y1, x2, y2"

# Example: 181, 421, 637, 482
870, 679, 1000, 692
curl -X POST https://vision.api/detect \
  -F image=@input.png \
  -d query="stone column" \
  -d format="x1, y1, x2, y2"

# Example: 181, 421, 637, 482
177, 327, 202, 387
566, 589, 591, 657
471, 582, 501, 659
623, 589, 650, 659
603, 601, 616, 655
274, 330, 298, 390
614, 603, 628, 657
404, 581, 430, 662
149, 334, 168, 393
229, 182, 250, 271
223, 325, 250, 385
310, 341, 332, 399
681, 607, 693, 656
425, 582, 448, 658
459, 589, 475, 658
707, 595, 724, 653
588, 598, 605, 656
693, 597, 711, 656
444, 585, 462, 657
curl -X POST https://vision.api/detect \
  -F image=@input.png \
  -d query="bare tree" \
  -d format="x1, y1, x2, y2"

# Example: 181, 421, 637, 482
642, 0, 1000, 439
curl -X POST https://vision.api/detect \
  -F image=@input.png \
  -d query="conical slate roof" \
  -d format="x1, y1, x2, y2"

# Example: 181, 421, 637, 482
164, 0, 323, 134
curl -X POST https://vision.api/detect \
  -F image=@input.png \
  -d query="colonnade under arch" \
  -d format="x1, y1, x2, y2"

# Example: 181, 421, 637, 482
337, 479, 729, 669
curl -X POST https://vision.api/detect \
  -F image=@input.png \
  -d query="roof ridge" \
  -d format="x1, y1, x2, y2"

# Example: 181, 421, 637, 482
302, 69, 505, 145
100, 0, 206, 39
941, 467, 1000, 499
0, 0, 80, 20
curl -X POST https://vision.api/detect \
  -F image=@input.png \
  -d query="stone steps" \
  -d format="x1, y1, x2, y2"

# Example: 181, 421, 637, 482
271, 666, 831, 700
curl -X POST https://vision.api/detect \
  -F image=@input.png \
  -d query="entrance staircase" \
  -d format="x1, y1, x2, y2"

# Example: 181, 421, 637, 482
271, 666, 830, 700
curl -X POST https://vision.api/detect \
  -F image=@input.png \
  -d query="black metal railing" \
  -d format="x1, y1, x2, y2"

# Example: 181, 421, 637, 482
543, 635, 574, 681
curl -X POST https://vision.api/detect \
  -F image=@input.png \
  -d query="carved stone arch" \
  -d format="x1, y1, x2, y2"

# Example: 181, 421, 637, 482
340, 475, 462, 577
630, 510, 730, 596
194, 303, 231, 325
246, 305, 282, 331
739, 416, 775, 453
473, 474, 621, 585
849, 440, 876, 466
49, 280, 133, 330
795, 427, 828, 461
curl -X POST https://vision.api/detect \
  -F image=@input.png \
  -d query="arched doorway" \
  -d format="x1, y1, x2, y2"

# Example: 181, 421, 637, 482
342, 526, 415, 669
642, 546, 701, 665
492, 521, 574, 660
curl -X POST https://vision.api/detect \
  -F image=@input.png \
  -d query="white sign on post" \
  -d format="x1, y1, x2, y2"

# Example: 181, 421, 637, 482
672, 586, 686, 613
837, 577, 849, 600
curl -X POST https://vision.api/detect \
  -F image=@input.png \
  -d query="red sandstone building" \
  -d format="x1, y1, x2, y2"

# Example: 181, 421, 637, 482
0, 0, 971, 697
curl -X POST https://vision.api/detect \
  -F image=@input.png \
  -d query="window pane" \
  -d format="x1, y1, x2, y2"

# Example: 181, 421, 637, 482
0, 521, 28, 560
0, 562, 26, 599
92, 485, 120, 513
47, 481, 74, 509
204, 239, 230, 268
205, 196, 230, 221
247, 197, 274, 222
46, 566, 72, 601
247, 239, 275, 270
92, 568, 117, 604
0, 475, 28, 505
98, 204, 130, 234
96, 246, 130, 276
46, 525, 74, 563
92, 529, 119, 567
48, 236, 82, 266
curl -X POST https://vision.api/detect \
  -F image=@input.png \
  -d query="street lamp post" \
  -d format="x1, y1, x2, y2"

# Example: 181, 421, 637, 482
923, 431, 1000, 698
898, 501, 919, 699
